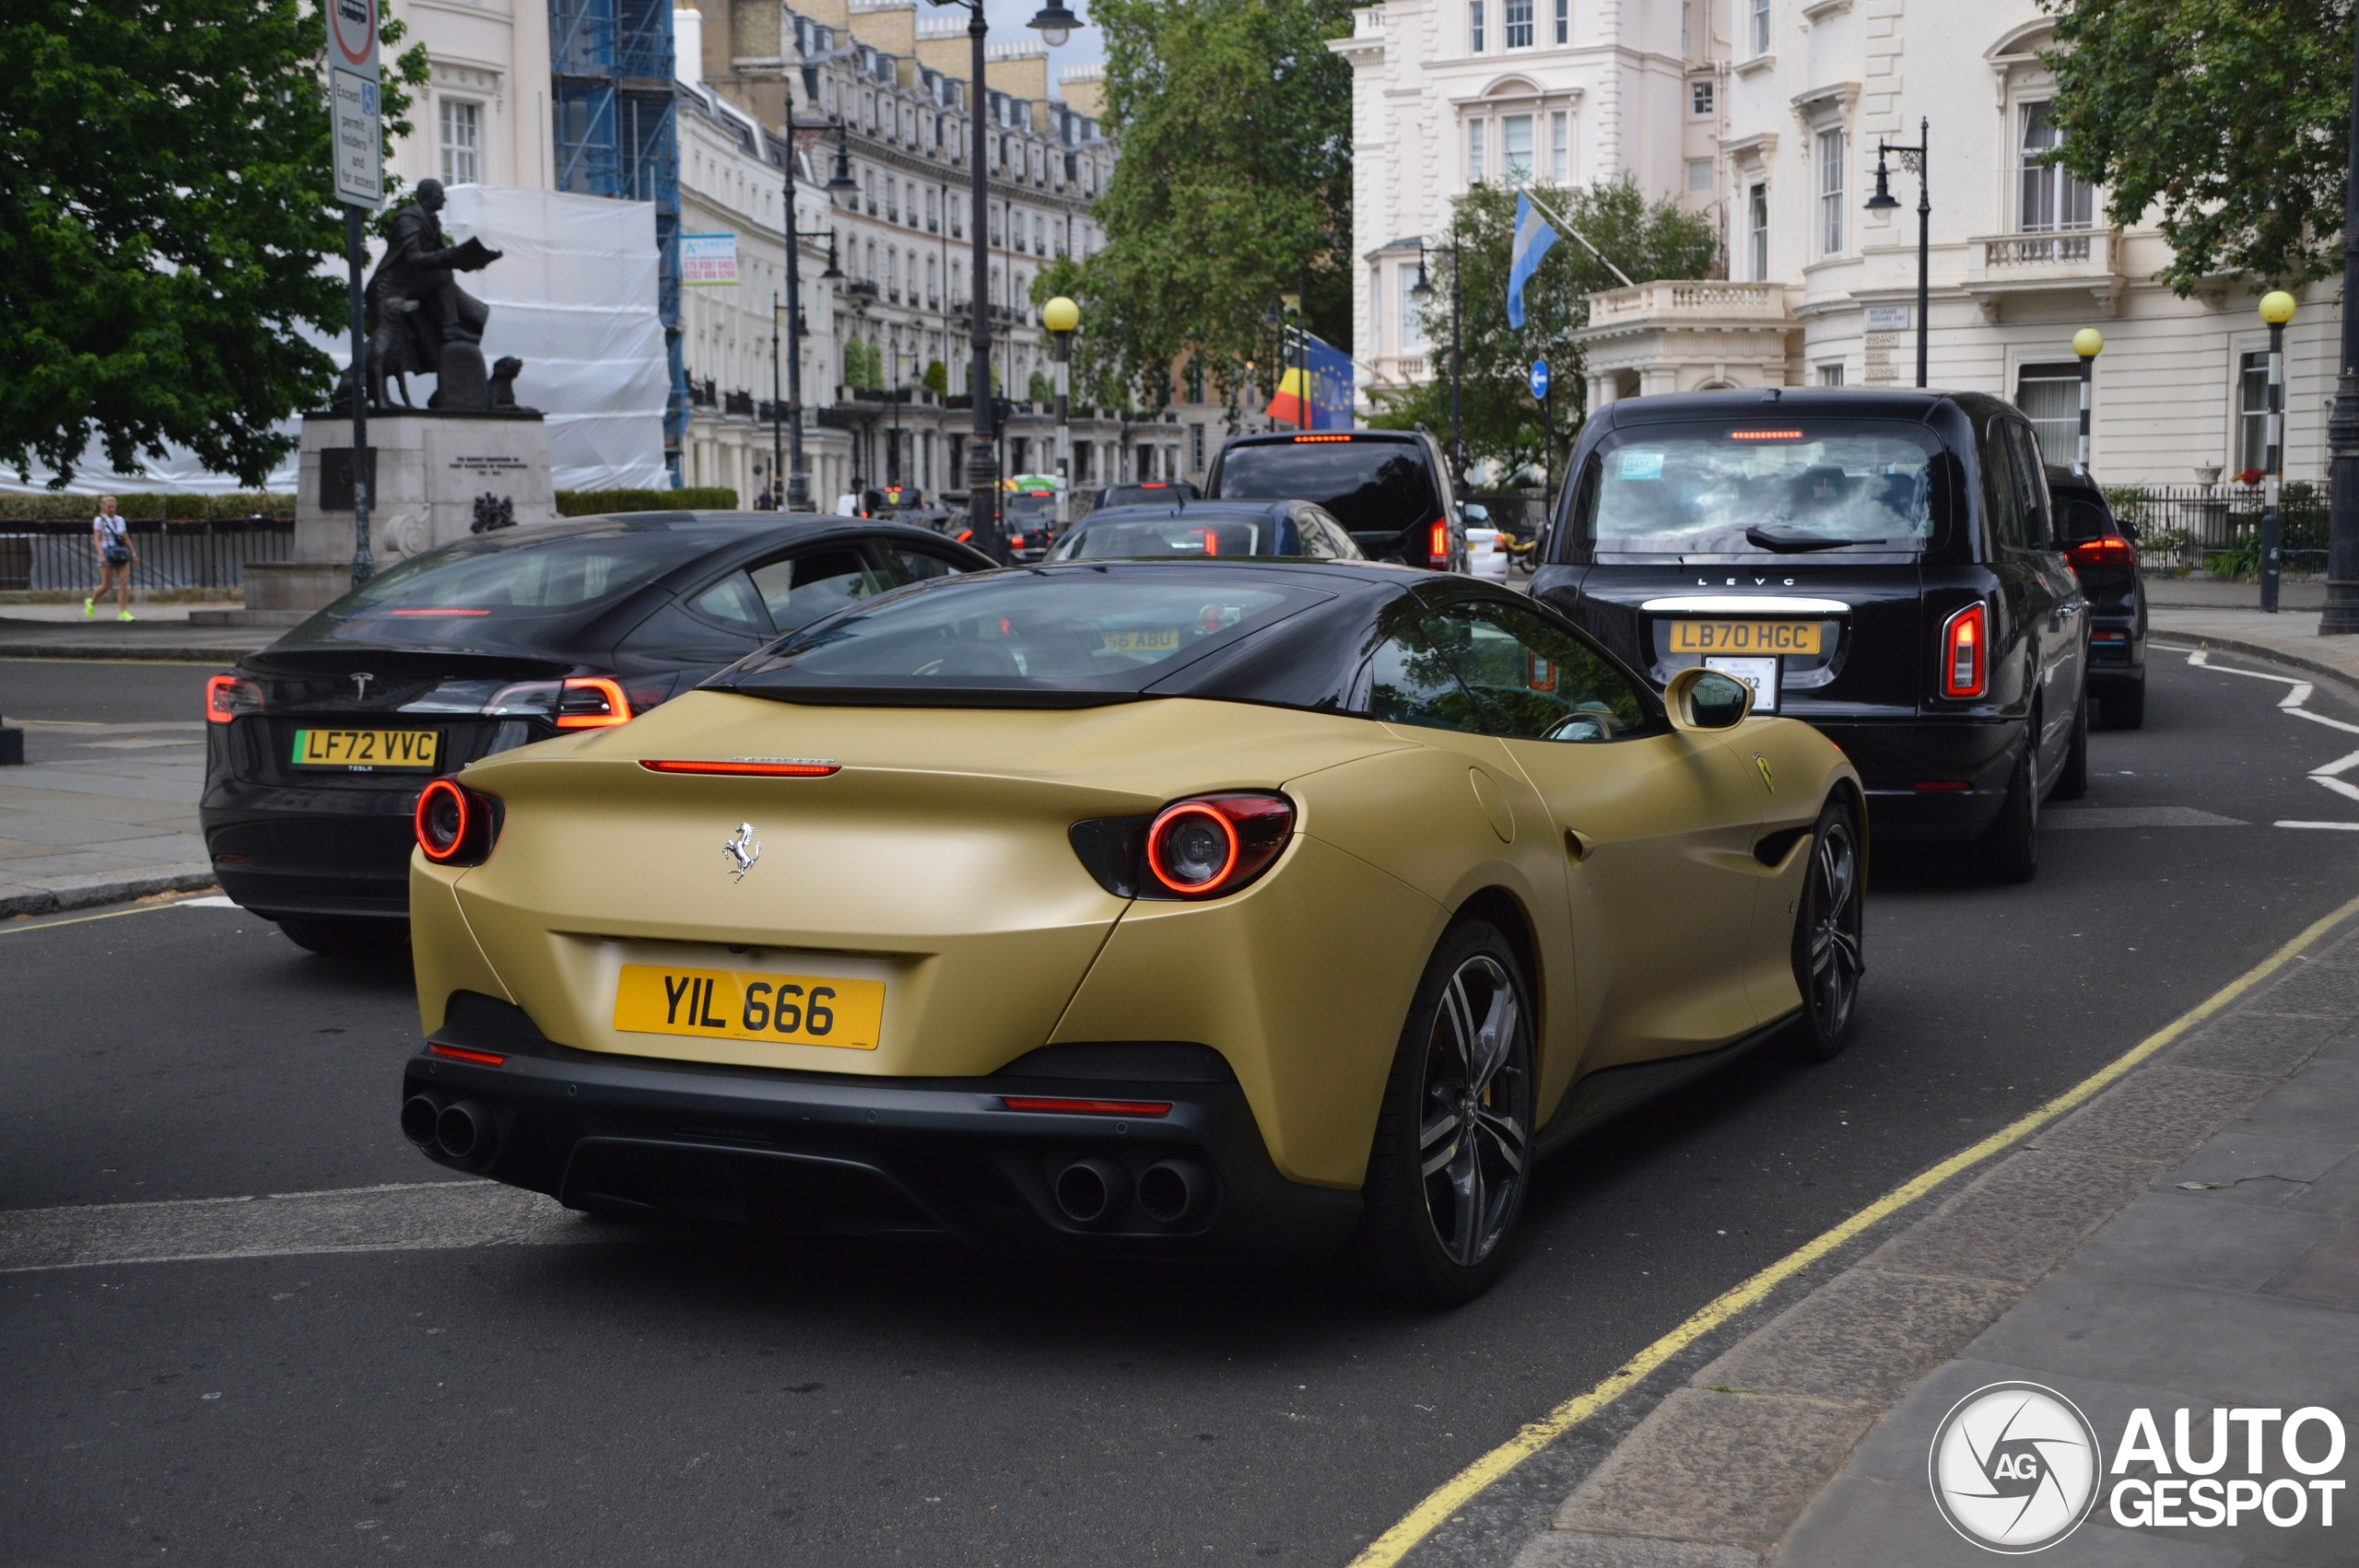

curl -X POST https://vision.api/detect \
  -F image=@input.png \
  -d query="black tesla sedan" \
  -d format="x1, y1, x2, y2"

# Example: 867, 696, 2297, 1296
202, 512, 990, 954
2048, 464, 2147, 729
1049, 498, 1364, 561
1533, 388, 2090, 882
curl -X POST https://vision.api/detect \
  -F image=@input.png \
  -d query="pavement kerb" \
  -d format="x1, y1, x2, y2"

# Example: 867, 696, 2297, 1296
2148, 631, 2359, 693
1348, 890, 2359, 1568
0, 871, 217, 920
0, 642, 252, 662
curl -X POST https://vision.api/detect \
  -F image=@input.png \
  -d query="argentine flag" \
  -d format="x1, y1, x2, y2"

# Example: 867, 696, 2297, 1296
1507, 192, 1559, 330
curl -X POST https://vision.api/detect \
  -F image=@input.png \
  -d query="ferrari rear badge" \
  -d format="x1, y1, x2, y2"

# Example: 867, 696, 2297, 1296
722, 822, 761, 882
1755, 754, 1776, 792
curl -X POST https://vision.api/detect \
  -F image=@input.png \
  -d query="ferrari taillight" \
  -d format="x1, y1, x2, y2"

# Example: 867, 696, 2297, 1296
2067, 535, 2136, 569
1146, 793, 1295, 898
1941, 603, 1987, 699
416, 778, 497, 865
554, 676, 633, 730
1429, 521, 1449, 562
205, 673, 262, 723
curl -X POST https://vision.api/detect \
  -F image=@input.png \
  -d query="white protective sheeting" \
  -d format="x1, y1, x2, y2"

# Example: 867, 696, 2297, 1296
6, 187, 667, 496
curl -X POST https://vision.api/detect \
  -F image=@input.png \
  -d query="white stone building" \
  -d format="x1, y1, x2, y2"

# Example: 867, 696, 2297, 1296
386, 0, 557, 195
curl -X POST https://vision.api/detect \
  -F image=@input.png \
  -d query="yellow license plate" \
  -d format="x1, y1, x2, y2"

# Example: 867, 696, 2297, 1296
612, 963, 885, 1050
1667, 620, 1823, 656
1102, 627, 1180, 654
290, 728, 440, 768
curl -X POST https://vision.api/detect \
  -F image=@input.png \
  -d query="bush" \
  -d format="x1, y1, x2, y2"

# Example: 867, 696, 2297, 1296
0, 491, 294, 522
555, 487, 738, 517
922, 359, 947, 394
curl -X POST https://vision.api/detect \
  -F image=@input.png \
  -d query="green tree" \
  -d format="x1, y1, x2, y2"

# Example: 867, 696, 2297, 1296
921, 358, 947, 395
1, 0, 426, 486
1369, 175, 1719, 483
2042, 0, 2354, 297
1045, 0, 1355, 419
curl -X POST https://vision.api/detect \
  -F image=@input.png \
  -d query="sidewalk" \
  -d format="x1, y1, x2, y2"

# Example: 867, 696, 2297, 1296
1509, 921, 2359, 1567
2145, 579, 2359, 689
0, 612, 272, 662
0, 720, 214, 917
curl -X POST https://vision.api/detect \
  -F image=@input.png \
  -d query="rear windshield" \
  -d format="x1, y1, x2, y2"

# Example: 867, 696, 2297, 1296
1058, 516, 1265, 560
1573, 421, 1945, 556
1005, 491, 1059, 520
328, 528, 693, 618
719, 568, 1323, 704
1215, 440, 1438, 535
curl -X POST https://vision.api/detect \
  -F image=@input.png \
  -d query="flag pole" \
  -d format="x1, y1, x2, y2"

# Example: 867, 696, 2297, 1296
1520, 188, 1634, 288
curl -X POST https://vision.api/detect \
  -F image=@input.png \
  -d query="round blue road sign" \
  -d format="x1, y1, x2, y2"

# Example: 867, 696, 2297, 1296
1530, 358, 1550, 400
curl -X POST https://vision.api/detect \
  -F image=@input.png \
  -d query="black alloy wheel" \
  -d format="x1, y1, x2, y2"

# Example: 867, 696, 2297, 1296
2052, 685, 2090, 801
1977, 736, 2039, 884
1357, 920, 1535, 1304
1789, 799, 1864, 1062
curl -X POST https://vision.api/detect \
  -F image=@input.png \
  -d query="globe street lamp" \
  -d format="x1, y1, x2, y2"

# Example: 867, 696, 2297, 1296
925, 0, 1086, 563
2261, 289, 2298, 614
1864, 119, 1931, 389
2071, 327, 2102, 476
1044, 294, 1080, 529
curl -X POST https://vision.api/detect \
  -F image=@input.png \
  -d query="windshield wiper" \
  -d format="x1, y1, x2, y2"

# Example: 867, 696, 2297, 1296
1744, 525, 1884, 554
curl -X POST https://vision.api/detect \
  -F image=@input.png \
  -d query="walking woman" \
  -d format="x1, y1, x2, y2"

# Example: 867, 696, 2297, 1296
86, 496, 135, 620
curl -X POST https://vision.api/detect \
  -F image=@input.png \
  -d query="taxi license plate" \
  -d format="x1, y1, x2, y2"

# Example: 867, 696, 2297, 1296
1667, 619, 1823, 657
612, 963, 885, 1050
290, 728, 440, 768
1102, 627, 1180, 654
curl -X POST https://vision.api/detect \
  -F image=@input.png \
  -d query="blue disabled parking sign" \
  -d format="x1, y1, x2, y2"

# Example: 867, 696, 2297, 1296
1530, 358, 1550, 401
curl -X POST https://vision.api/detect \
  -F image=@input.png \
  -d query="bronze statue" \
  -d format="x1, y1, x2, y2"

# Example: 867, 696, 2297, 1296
334, 179, 509, 411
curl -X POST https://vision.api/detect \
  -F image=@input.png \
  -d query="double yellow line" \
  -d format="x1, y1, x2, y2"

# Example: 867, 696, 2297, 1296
1347, 888, 2359, 1568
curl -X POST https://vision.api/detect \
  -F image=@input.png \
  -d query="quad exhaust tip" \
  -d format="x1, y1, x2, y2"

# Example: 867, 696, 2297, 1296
401, 1094, 440, 1148
1138, 1159, 1212, 1224
405, 1096, 498, 1164
1052, 1157, 1132, 1225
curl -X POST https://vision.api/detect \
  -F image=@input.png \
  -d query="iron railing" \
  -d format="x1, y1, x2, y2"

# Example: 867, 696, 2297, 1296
2107, 484, 2329, 576
0, 519, 292, 594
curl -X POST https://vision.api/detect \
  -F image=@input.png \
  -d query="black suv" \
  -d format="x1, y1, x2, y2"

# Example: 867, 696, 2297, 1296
1206, 429, 1465, 570
2048, 464, 2147, 729
1533, 389, 2090, 881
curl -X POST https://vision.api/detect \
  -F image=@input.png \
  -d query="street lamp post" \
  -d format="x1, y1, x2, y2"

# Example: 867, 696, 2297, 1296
2071, 327, 2102, 475
770, 290, 784, 508
1864, 118, 1931, 388
923, 2, 1082, 564
2329, 22, 2359, 635
2261, 289, 2298, 614
1410, 230, 1463, 493
1044, 295, 1079, 530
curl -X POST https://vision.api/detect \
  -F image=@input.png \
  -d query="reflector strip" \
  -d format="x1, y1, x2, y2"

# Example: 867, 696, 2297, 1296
640, 758, 841, 777
428, 1043, 506, 1066
999, 1096, 1173, 1117
1913, 781, 1970, 792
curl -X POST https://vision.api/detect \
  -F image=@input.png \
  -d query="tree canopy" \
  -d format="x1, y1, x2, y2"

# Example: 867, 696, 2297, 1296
1369, 176, 1720, 485
1034, 0, 1355, 420
1, 0, 424, 486
2043, 0, 2355, 296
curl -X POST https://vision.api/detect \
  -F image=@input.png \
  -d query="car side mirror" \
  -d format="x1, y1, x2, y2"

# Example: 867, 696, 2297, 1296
1665, 667, 1754, 731
1461, 503, 1490, 524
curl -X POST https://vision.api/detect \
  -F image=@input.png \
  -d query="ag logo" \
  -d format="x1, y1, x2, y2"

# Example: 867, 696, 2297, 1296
1929, 1381, 2103, 1552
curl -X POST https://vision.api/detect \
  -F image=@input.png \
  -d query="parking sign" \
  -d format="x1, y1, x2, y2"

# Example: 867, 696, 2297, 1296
329, 0, 381, 208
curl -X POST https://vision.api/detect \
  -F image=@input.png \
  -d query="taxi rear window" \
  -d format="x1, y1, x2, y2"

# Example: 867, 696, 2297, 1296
1573, 421, 1949, 556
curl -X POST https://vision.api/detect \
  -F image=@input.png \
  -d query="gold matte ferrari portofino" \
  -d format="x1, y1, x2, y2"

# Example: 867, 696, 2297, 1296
401, 561, 1864, 1300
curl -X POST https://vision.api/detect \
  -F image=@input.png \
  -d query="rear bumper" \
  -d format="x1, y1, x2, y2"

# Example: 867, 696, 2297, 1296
1809, 715, 2022, 842
201, 776, 417, 921
401, 1003, 1363, 1263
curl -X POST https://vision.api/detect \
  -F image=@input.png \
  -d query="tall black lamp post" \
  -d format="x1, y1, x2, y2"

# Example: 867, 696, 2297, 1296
1410, 228, 1463, 494
1864, 118, 1931, 389
923, 0, 1083, 563
2326, 26, 2359, 635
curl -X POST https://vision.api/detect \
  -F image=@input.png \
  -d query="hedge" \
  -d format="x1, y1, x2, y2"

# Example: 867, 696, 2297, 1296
0, 492, 293, 522
556, 487, 738, 516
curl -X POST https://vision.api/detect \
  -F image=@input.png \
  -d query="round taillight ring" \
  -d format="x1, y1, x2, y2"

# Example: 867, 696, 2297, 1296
1146, 802, 1240, 896
416, 778, 472, 863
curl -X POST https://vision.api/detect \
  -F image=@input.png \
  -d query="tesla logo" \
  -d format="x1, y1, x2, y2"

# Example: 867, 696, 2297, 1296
722, 823, 761, 882
352, 672, 374, 698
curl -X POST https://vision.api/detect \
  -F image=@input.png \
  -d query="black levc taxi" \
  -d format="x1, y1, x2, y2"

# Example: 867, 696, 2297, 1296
201, 513, 988, 954
1533, 389, 2089, 881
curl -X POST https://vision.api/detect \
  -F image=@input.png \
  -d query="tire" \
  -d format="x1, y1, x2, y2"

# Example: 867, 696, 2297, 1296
2051, 687, 2090, 801
1789, 799, 1864, 1063
276, 915, 405, 958
1975, 740, 2039, 884
2100, 679, 2146, 731
1356, 919, 1536, 1305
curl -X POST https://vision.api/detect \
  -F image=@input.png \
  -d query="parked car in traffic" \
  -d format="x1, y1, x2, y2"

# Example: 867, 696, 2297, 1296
1094, 479, 1198, 510
1004, 483, 1062, 562
1049, 499, 1364, 561
201, 512, 991, 955
2048, 464, 2147, 729
1533, 388, 2090, 882
397, 559, 1862, 1302
1206, 429, 1466, 570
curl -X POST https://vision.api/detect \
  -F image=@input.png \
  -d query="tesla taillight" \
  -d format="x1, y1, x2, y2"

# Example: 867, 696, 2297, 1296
205, 674, 262, 722
1429, 521, 1449, 562
1145, 793, 1295, 899
1941, 603, 1987, 699
2067, 536, 2136, 569
554, 676, 633, 730
416, 778, 497, 865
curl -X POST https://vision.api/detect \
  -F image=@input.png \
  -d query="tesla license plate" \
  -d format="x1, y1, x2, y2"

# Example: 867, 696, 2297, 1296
1667, 619, 1823, 656
612, 964, 886, 1050
290, 728, 440, 769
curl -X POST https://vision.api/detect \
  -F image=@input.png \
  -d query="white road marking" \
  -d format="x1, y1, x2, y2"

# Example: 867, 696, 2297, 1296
2044, 806, 2248, 829
2278, 821, 2359, 831
177, 895, 240, 908
2181, 648, 2359, 821
0, 1180, 618, 1274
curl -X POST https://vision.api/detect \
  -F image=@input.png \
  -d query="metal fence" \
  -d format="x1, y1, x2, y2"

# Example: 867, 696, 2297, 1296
0, 520, 294, 594
2108, 484, 2328, 577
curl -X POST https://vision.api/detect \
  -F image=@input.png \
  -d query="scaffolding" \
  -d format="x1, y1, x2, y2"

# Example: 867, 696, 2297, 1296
551, 0, 688, 475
